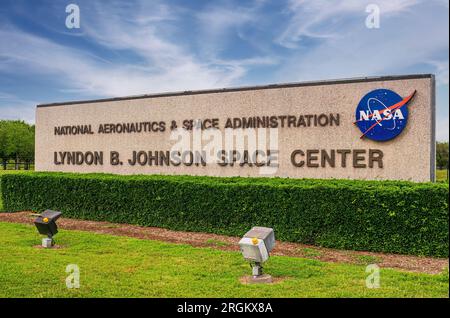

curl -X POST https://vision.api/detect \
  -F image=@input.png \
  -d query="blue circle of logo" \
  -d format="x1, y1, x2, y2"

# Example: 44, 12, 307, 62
355, 89, 409, 141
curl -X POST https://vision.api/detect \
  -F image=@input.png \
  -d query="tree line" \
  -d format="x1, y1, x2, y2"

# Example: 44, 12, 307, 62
0, 120, 35, 170
436, 141, 449, 170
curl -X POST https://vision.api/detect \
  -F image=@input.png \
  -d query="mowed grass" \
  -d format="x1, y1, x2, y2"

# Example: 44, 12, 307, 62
0, 222, 447, 298
436, 169, 448, 182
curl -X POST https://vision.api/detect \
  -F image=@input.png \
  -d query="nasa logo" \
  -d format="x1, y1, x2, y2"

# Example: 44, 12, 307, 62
354, 88, 416, 141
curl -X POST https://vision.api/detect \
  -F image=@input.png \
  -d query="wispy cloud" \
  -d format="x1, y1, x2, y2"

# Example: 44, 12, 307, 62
428, 60, 449, 85
276, 0, 421, 48
272, 0, 449, 140
0, 92, 36, 123
0, 0, 448, 138
193, 0, 273, 63
0, 0, 275, 98
275, 0, 449, 85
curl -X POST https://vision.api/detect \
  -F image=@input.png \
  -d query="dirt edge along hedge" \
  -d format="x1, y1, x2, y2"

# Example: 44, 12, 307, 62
1, 172, 448, 257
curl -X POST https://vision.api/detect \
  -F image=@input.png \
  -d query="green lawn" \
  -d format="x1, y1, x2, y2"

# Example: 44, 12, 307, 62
0, 222, 447, 298
437, 169, 448, 182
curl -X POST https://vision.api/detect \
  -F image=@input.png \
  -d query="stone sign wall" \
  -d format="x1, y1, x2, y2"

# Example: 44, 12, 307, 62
35, 74, 435, 182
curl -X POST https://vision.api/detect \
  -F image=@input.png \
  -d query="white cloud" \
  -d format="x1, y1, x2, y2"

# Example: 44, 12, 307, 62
427, 60, 449, 85
193, 1, 271, 61
274, 0, 449, 140
196, 8, 255, 35
277, 0, 421, 48
0, 93, 36, 123
0, 28, 231, 97
0, 1, 275, 99
0, 0, 447, 139
0, 92, 17, 100
276, 0, 448, 83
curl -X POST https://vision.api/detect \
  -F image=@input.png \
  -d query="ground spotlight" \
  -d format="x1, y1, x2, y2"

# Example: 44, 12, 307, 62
239, 226, 275, 283
33, 210, 62, 248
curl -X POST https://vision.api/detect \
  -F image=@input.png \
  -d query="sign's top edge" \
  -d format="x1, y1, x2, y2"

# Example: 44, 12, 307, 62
36, 74, 434, 108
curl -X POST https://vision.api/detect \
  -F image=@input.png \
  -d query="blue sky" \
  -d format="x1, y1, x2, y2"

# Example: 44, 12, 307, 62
0, 0, 448, 140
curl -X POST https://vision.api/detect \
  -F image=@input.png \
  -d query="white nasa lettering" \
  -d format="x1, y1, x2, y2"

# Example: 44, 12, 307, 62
393, 109, 405, 119
359, 110, 370, 120
382, 109, 393, 120
371, 110, 382, 121
359, 109, 404, 121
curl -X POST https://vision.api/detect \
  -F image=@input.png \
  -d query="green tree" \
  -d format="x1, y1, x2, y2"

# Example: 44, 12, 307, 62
0, 121, 9, 169
0, 120, 35, 170
436, 141, 449, 170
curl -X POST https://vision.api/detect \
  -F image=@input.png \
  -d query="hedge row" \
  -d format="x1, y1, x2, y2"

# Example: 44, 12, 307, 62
1, 172, 448, 257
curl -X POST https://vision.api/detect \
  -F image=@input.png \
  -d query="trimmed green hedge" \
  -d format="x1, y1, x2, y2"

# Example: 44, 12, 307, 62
1, 172, 448, 257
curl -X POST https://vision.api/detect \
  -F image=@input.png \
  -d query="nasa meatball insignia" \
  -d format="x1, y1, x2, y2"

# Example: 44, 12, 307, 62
354, 89, 416, 141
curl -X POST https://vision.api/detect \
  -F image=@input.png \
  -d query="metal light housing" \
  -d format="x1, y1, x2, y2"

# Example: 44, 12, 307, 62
239, 226, 275, 279
33, 210, 62, 247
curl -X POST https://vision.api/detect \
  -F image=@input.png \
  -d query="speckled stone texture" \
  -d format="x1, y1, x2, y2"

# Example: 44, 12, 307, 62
35, 75, 434, 182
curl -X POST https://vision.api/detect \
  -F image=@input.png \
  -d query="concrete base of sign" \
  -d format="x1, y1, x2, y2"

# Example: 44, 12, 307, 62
241, 274, 273, 284
42, 238, 53, 248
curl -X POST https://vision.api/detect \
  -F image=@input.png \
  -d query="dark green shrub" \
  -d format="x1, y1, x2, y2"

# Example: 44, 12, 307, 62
1, 172, 448, 257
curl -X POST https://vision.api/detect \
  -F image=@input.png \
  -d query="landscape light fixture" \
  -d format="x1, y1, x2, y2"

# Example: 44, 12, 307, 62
238, 226, 275, 283
33, 210, 62, 248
